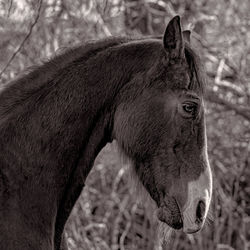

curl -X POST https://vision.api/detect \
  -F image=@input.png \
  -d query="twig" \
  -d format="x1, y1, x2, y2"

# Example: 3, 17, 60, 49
206, 89, 250, 121
119, 210, 131, 250
213, 58, 244, 96
0, 0, 43, 78
7, 0, 13, 17
215, 59, 225, 85
111, 195, 129, 250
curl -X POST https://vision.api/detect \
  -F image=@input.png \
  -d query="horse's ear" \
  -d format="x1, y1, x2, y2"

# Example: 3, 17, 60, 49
163, 16, 184, 60
183, 30, 191, 43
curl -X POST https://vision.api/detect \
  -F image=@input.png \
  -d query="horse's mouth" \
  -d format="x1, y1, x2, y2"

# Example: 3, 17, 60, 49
156, 198, 183, 230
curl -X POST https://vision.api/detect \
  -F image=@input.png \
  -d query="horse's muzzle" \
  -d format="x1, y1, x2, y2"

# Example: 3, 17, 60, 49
182, 198, 206, 234
156, 197, 183, 229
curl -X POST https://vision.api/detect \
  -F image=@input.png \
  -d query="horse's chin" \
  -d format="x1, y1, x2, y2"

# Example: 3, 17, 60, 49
156, 198, 183, 230
116, 149, 183, 231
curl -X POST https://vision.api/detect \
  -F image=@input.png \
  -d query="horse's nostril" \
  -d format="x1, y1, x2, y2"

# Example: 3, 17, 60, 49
196, 200, 205, 224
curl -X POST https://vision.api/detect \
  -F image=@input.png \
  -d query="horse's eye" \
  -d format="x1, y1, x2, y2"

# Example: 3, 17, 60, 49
182, 103, 197, 117
183, 104, 194, 113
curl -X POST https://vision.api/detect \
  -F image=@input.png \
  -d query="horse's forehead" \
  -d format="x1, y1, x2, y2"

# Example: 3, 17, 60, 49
164, 65, 191, 90
162, 92, 178, 113
144, 89, 204, 116
161, 89, 202, 105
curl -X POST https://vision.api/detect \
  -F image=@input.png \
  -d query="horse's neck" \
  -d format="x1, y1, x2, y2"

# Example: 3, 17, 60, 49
54, 44, 159, 248
0, 41, 160, 250
55, 43, 161, 250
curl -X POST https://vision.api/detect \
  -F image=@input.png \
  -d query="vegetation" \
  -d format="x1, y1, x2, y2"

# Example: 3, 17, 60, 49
0, 0, 249, 249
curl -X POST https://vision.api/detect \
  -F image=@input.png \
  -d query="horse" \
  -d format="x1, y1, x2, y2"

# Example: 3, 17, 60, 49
0, 16, 212, 250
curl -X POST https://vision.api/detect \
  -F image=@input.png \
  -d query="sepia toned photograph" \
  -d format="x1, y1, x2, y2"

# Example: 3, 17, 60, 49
0, 0, 249, 249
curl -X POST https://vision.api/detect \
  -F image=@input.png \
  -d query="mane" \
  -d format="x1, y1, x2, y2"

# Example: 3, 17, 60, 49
143, 35, 206, 94
2, 36, 205, 93
18, 37, 135, 83
2, 35, 161, 93
0, 37, 132, 117
0, 36, 205, 119
184, 43, 206, 95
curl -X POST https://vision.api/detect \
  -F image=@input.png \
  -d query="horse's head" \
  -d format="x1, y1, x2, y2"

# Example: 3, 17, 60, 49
113, 16, 212, 234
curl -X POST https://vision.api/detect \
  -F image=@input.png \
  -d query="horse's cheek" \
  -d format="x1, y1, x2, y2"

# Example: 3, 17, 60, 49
113, 105, 141, 157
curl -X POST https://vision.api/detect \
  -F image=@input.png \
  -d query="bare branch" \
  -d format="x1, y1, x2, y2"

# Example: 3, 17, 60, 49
96, 12, 112, 36
206, 89, 250, 121
0, 0, 43, 78
7, 0, 13, 17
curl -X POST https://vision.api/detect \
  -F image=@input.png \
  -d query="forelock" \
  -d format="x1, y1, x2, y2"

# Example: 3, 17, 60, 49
184, 44, 206, 95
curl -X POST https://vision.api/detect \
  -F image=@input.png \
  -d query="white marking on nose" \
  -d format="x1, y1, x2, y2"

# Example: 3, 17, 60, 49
182, 165, 212, 233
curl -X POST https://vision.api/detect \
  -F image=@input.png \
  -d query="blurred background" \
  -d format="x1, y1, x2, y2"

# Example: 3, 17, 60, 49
0, 0, 249, 249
